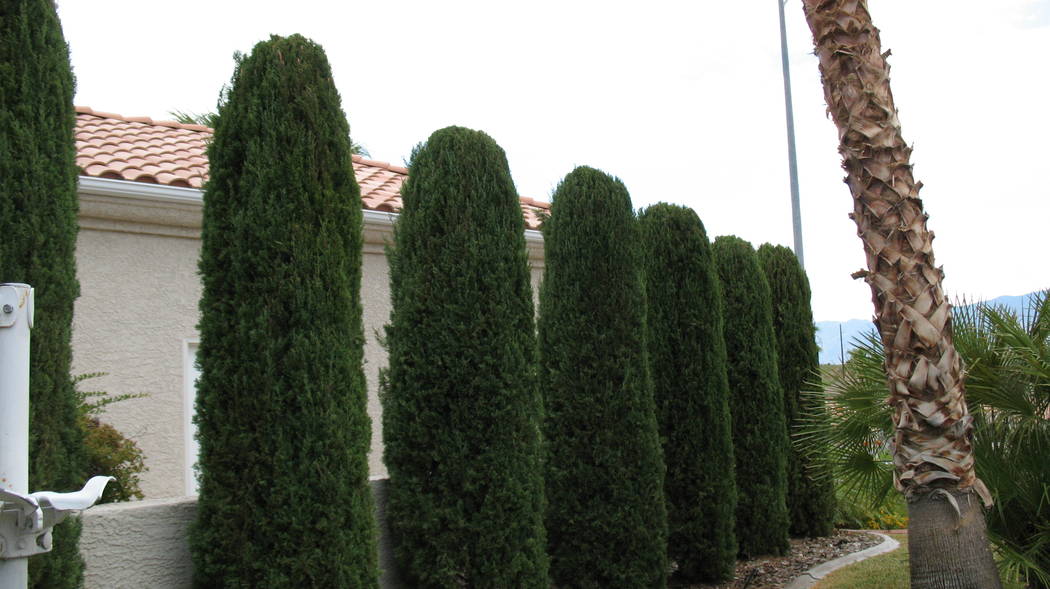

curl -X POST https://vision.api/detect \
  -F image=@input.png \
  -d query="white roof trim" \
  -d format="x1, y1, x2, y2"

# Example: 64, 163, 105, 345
78, 176, 203, 205
363, 209, 542, 243
362, 209, 396, 227
76, 176, 543, 244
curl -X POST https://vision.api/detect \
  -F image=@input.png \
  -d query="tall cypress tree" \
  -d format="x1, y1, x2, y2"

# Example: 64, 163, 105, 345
539, 166, 667, 587
382, 126, 548, 587
0, 2, 85, 587
191, 35, 377, 587
712, 236, 790, 558
758, 244, 836, 537
639, 204, 737, 583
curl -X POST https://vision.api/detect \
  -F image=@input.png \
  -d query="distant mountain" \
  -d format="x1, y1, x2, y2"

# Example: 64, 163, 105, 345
815, 290, 1043, 365
975, 293, 1030, 317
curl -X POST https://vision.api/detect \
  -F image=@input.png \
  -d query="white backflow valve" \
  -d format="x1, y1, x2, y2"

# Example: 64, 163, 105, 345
1, 284, 112, 586
0, 476, 114, 559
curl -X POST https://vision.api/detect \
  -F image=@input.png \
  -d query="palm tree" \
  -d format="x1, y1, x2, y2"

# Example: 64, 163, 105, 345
801, 1, 1001, 586
802, 293, 1050, 587
168, 109, 220, 129
168, 109, 371, 157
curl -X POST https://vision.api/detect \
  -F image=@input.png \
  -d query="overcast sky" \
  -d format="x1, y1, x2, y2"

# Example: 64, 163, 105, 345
57, 1, 1049, 321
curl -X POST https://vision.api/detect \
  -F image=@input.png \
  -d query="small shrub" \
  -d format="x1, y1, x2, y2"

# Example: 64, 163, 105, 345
79, 418, 145, 503
833, 486, 908, 530
74, 373, 147, 503
864, 507, 909, 530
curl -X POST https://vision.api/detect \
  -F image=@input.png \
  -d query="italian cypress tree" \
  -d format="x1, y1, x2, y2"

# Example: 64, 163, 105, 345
539, 166, 668, 587
757, 243, 836, 538
191, 35, 377, 587
0, 2, 86, 587
639, 204, 737, 583
382, 126, 548, 587
712, 235, 790, 558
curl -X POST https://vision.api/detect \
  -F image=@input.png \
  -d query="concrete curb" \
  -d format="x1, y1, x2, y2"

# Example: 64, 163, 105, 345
784, 531, 900, 589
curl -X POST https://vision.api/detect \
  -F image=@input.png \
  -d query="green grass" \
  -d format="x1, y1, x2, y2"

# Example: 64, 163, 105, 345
815, 536, 1026, 589
814, 535, 909, 589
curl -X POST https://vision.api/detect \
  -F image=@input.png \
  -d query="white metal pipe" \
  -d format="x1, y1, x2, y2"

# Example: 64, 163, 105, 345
0, 283, 33, 588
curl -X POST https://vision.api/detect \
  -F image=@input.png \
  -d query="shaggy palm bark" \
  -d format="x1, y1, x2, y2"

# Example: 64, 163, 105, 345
802, 1, 1000, 587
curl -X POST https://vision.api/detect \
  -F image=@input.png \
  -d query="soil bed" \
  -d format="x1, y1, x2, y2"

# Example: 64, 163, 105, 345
679, 530, 884, 589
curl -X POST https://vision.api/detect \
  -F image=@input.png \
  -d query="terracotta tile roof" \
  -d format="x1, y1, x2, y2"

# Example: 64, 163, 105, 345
76, 106, 209, 188
353, 156, 407, 214
74, 107, 548, 229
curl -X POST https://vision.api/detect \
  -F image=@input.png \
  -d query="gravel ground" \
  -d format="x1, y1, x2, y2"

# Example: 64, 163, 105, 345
677, 530, 885, 589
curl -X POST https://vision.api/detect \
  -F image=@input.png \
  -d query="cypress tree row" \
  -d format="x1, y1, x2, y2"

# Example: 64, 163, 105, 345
757, 244, 836, 537
191, 35, 377, 587
539, 166, 668, 587
0, 3, 86, 587
382, 126, 548, 587
639, 204, 737, 583
712, 236, 791, 558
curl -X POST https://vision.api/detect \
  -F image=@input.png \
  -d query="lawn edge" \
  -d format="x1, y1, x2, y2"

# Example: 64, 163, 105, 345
783, 531, 900, 589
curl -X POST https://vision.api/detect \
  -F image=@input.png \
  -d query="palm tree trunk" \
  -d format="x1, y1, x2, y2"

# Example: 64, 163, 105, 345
800, 2, 1001, 587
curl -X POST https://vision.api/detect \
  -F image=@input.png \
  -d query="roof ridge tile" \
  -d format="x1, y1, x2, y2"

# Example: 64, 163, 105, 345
75, 105, 214, 133
352, 154, 408, 175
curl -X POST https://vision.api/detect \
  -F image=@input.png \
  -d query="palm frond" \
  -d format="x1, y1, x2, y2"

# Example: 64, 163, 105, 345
168, 109, 219, 128
798, 329, 895, 507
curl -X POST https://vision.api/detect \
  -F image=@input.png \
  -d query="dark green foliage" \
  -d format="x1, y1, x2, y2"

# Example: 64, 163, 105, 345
639, 204, 737, 583
382, 126, 548, 587
712, 236, 790, 558
191, 35, 377, 587
0, 2, 85, 587
539, 166, 668, 588
757, 244, 836, 538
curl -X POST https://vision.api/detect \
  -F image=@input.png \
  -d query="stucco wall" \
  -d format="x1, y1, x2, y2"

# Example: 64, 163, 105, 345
72, 178, 545, 498
80, 479, 401, 588
361, 240, 392, 478
80, 496, 197, 588
72, 185, 203, 499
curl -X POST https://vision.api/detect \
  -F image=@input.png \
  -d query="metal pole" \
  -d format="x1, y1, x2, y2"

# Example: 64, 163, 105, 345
839, 323, 846, 373
778, 0, 805, 268
0, 283, 33, 588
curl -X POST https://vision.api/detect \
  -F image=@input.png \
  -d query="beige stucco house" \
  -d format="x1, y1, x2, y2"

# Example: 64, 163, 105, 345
71, 107, 548, 499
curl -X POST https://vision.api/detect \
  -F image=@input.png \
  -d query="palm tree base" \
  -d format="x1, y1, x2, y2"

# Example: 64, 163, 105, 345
908, 488, 1002, 589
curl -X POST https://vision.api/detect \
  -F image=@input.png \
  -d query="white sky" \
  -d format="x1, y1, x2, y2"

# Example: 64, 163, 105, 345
57, 0, 1049, 321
